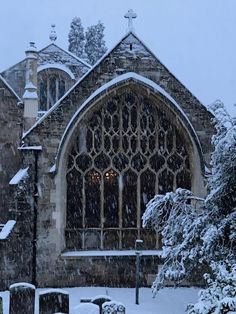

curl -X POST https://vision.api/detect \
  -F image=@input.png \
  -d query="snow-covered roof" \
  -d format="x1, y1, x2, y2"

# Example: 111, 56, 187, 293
39, 43, 91, 69
0, 74, 21, 102
0, 220, 16, 240
9, 167, 29, 185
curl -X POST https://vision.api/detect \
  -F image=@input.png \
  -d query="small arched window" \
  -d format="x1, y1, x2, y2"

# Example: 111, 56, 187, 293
38, 69, 71, 112
66, 89, 191, 251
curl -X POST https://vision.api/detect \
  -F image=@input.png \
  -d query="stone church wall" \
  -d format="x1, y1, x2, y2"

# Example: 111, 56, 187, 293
0, 79, 23, 222
1, 60, 27, 99
0, 184, 33, 290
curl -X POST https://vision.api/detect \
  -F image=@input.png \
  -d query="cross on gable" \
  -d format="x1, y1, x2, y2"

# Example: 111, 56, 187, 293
124, 9, 137, 32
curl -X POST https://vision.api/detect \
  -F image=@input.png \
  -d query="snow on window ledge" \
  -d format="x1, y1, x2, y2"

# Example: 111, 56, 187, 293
61, 250, 163, 258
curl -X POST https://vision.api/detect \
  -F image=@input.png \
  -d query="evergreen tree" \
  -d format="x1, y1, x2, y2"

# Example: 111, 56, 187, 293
187, 262, 236, 314
143, 102, 236, 303
84, 21, 107, 65
68, 17, 85, 58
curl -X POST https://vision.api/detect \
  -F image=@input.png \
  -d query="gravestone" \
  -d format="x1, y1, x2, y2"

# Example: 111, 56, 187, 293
74, 303, 99, 314
0, 296, 3, 314
39, 289, 69, 314
91, 295, 112, 314
102, 301, 125, 314
9, 282, 35, 314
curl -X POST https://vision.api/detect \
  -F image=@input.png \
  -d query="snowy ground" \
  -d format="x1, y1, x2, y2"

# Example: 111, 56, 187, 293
0, 286, 200, 314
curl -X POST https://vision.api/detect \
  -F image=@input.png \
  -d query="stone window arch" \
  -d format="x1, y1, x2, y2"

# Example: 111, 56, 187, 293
38, 68, 73, 112
65, 87, 192, 251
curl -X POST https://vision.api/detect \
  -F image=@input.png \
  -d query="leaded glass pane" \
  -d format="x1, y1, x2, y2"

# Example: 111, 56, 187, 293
122, 170, 137, 228
104, 170, 119, 228
66, 168, 83, 228
85, 170, 101, 228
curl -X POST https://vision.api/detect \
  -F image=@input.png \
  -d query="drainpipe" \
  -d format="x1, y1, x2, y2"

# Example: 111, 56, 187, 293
32, 150, 39, 287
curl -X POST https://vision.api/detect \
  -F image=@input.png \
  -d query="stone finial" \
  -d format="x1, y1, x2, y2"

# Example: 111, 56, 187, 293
124, 9, 137, 32
49, 24, 57, 42
26, 41, 37, 52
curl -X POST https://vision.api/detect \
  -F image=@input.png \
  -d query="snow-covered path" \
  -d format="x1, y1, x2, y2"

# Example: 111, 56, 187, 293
0, 286, 200, 313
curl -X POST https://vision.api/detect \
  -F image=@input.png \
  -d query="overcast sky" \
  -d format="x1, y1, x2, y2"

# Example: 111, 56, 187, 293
0, 0, 235, 115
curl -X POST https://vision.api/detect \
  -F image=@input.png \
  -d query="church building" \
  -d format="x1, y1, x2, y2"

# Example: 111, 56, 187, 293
0, 12, 215, 289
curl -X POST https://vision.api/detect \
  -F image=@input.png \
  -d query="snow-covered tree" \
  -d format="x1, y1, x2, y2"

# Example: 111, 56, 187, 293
143, 188, 207, 293
68, 17, 85, 58
84, 21, 107, 65
187, 262, 236, 314
143, 102, 236, 299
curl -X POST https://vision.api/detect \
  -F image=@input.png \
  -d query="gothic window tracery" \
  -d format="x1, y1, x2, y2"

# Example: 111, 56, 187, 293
38, 69, 71, 111
66, 89, 191, 250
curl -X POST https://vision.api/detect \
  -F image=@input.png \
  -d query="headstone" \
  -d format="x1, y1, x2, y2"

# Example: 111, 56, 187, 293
91, 295, 112, 314
102, 301, 125, 314
39, 289, 69, 314
0, 296, 3, 314
74, 303, 99, 314
9, 282, 35, 314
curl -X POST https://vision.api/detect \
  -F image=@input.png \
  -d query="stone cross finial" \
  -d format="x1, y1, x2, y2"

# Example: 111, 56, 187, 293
49, 24, 57, 42
124, 9, 137, 32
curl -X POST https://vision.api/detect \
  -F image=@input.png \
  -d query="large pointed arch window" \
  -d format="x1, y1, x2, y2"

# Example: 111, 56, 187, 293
66, 89, 191, 250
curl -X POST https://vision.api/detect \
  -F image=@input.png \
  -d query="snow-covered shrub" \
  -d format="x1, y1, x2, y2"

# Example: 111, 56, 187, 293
143, 188, 207, 293
187, 262, 236, 314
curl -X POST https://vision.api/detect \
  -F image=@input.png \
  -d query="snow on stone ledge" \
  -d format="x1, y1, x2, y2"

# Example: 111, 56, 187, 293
23, 90, 38, 99
9, 167, 29, 185
0, 220, 16, 240
48, 164, 56, 173
61, 250, 163, 258
18, 145, 42, 151
9, 282, 35, 290
39, 288, 69, 295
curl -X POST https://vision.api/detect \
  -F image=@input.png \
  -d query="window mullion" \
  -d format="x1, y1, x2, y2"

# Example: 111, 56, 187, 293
100, 174, 104, 250
82, 174, 85, 249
